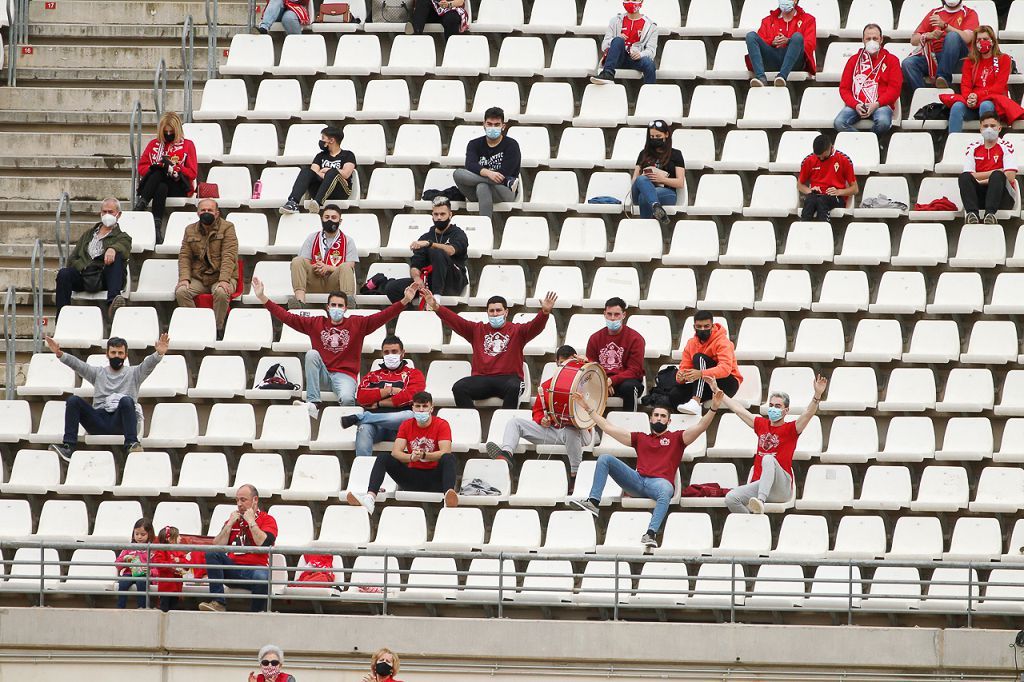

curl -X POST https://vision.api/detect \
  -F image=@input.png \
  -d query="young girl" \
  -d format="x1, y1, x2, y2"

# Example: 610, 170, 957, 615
152, 526, 187, 612
116, 518, 155, 609
631, 119, 686, 227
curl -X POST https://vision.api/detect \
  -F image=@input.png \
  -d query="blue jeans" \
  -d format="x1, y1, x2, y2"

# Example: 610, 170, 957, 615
745, 31, 805, 80
631, 176, 677, 219
354, 410, 414, 457
259, 0, 302, 33
204, 552, 271, 612
834, 105, 895, 136
304, 350, 357, 405
948, 99, 997, 134
589, 454, 675, 534
117, 576, 147, 608
901, 32, 968, 91
63, 394, 138, 447
602, 36, 656, 84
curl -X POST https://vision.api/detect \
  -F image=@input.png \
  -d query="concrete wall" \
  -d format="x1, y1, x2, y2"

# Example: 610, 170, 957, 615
0, 608, 1020, 681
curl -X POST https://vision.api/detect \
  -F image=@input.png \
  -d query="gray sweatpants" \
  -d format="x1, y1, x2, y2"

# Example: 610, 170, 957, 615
725, 454, 792, 513
501, 417, 591, 474
453, 168, 516, 218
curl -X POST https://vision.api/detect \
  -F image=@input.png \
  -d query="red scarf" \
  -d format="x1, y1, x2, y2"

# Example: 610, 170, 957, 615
310, 231, 347, 267
851, 50, 884, 104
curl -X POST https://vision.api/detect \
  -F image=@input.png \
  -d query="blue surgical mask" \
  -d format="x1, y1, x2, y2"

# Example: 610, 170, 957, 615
767, 406, 784, 423
484, 127, 502, 140
778, 0, 795, 11
488, 315, 505, 328
328, 308, 345, 323
606, 319, 622, 332
413, 411, 431, 425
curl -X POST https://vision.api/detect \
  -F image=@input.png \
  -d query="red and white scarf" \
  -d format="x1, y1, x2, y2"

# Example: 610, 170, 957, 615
310, 231, 347, 266
851, 50, 884, 104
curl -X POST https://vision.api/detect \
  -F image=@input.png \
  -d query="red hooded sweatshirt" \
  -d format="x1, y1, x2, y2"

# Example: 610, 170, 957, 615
586, 324, 646, 386
356, 361, 426, 410
679, 323, 743, 384
746, 6, 818, 75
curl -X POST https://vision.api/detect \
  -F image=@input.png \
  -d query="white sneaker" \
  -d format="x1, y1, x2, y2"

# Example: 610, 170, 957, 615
746, 497, 765, 514
347, 490, 376, 514
676, 400, 698, 416
294, 400, 319, 420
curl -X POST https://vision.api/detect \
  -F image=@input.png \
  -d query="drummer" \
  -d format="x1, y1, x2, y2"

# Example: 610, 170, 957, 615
570, 388, 724, 549
485, 345, 592, 481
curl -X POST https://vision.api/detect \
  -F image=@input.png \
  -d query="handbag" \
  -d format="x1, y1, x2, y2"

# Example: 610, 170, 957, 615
375, 0, 410, 22
913, 102, 950, 121
80, 261, 105, 292
197, 181, 220, 198
317, 2, 352, 21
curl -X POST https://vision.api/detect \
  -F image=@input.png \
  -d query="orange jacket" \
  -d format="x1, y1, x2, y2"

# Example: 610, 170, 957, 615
678, 323, 742, 384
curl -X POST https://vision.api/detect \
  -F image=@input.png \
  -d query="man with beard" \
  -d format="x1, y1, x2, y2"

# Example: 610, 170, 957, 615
289, 204, 358, 304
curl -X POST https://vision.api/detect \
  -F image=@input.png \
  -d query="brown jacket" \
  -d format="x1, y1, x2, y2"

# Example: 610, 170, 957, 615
177, 218, 238, 286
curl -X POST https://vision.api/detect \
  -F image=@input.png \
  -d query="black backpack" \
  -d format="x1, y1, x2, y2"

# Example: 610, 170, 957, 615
257, 363, 298, 391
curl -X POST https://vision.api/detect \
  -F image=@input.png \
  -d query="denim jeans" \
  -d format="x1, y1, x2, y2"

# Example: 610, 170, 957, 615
259, 0, 302, 33
631, 176, 677, 219
589, 454, 675, 533
834, 105, 895, 136
64, 394, 138, 447
354, 410, 413, 457
204, 552, 271, 612
745, 31, 806, 80
901, 32, 968, 91
602, 36, 656, 84
304, 350, 357, 405
117, 576, 147, 608
948, 99, 997, 133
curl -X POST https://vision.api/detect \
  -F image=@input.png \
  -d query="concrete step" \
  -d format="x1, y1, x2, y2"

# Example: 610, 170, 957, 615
0, 155, 131, 172
18, 67, 193, 84
0, 86, 179, 113
0, 242, 65, 260
0, 221, 98, 245
29, 0, 250, 25
29, 23, 244, 41
0, 198, 110, 215
0, 176, 130, 201
0, 131, 130, 157
0, 267, 58, 291
18, 44, 213, 70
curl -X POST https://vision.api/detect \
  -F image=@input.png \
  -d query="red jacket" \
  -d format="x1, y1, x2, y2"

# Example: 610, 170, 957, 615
137, 138, 199, 196
356, 361, 426, 410
586, 325, 645, 386
151, 548, 187, 593
679, 323, 742, 384
940, 54, 1024, 125
436, 306, 547, 378
746, 7, 817, 75
839, 48, 902, 109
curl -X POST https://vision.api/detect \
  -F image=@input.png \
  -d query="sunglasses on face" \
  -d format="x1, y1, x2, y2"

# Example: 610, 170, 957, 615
261, 660, 281, 667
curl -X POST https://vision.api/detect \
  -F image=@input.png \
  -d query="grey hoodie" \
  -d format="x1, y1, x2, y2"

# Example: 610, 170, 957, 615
601, 13, 659, 62
59, 352, 162, 408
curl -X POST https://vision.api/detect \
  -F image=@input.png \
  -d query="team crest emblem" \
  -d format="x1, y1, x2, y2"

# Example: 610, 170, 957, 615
483, 331, 510, 357
321, 327, 350, 351
759, 433, 780, 452
660, 437, 670, 446
599, 342, 625, 370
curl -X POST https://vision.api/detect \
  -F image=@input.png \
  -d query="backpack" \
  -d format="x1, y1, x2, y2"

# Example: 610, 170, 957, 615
257, 363, 299, 391
914, 102, 949, 121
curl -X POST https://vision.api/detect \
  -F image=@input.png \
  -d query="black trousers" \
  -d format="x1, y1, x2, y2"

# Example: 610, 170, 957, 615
368, 451, 457, 493
411, 0, 461, 39
137, 166, 189, 237
612, 378, 644, 412
55, 253, 126, 314
800, 193, 844, 222
385, 250, 467, 301
288, 167, 351, 204
959, 170, 1010, 215
453, 374, 523, 409
159, 595, 179, 612
665, 353, 740, 405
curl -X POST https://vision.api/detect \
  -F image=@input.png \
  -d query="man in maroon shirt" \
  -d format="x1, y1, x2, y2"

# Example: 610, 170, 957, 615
797, 134, 859, 222
586, 296, 646, 411
571, 395, 722, 549
421, 288, 558, 409
710, 374, 826, 514
252, 276, 418, 420
199, 484, 278, 613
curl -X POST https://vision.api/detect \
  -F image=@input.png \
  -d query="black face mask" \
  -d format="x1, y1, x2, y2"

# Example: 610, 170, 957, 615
198, 212, 216, 226
650, 421, 668, 434
318, 140, 328, 152
163, 131, 175, 143
433, 219, 450, 231
109, 356, 125, 370
322, 220, 339, 233
648, 137, 666, 148
695, 328, 712, 342
374, 661, 393, 678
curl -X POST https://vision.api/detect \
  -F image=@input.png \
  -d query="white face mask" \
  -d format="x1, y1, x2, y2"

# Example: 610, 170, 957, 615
982, 127, 1000, 142
943, 0, 962, 7
778, 0, 795, 12
100, 213, 118, 228
382, 353, 402, 370
864, 39, 880, 55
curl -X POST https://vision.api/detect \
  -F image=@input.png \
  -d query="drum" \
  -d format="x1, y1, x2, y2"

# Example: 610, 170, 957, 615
544, 359, 607, 429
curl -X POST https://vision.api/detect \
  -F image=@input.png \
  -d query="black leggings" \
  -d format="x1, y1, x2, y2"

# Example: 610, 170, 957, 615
137, 166, 189, 238
411, 0, 462, 39
452, 374, 523, 409
288, 167, 351, 204
368, 451, 457, 493
959, 170, 1011, 215
665, 353, 740, 405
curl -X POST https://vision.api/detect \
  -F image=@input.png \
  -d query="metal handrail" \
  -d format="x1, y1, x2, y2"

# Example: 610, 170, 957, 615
5, 0, 28, 86
204, 0, 217, 79
53, 191, 70, 268
128, 99, 143, 198
181, 14, 195, 122
2, 285, 14, 399
153, 58, 168, 121
246, 0, 256, 32
29, 238, 43, 353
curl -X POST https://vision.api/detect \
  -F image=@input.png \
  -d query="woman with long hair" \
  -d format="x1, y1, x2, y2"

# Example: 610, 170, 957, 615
631, 119, 685, 227
135, 111, 198, 241
946, 25, 1024, 132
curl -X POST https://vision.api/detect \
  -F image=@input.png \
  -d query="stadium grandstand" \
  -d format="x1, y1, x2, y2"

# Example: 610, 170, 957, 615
3, 0, 1024, 679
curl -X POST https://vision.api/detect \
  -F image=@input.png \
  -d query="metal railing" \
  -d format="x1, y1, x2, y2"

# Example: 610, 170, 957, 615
153, 58, 168, 121
5, 0, 28, 86
181, 14, 195, 122
204, 0, 217, 79
54, 191, 70, 267
29, 238, 43, 353
1, 540, 1021, 626
2, 285, 14, 400
246, 0, 256, 32
128, 99, 143, 198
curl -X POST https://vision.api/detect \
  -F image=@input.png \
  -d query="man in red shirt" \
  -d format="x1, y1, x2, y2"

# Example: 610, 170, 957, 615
902, 0, 979, 92
586, 297, 645, 411
199, 484, 279, 613
834, 24, 902, 136
571, 394, 722, 549
744, 0, 817, 87
422, 288, 557, 408
486, 345, 592, 479
960, 111, 1019, 224
252, 276, 418, 419
797, 135, 859, 222
347, 391, 458, 514
711, 374, 827, 514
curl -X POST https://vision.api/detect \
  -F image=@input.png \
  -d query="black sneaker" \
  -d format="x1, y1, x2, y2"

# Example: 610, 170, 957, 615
641, 531, 659, 548
569, 498, 599, 517
133, 198, 148, 212
257, 24, 269, 34
651, 203, 669, 227
590, 70, 614, 85
49, 443, 74, 463
965, 211, 980, 224
340, 414, 361, 430
279, 200, 300, 215
983, 213, 998, 225
485, 441, 513, 463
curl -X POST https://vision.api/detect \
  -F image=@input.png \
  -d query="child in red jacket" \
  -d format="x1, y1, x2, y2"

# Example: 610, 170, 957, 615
152, 526, 188, 612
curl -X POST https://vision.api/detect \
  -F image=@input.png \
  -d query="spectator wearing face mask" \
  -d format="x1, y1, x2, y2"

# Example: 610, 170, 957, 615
280, 126, 356, 215
959, 111, 1018, 225
942, 26, 1024, 133
587, 297, 645, 412
453, 107, 521, 218
572, 399, 721, 549
384, 196, 469, 303
797, 135, 858, 222
712, 374, 826, 514
902, 0, 979, 92
289, 204, 358, 305
591, 0, 658, 85
341, 335, 426, 457
248, 644, 295, 682
135, 112, 198, 241
835, 24, 902, 136
363, 648, 401, 682
347, 392, 458, 514
632, 119, 684, 227
55, 197, 132, 319
745, 0, 817, 87
175, 198, 239, 336
252, 276, 419, 419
